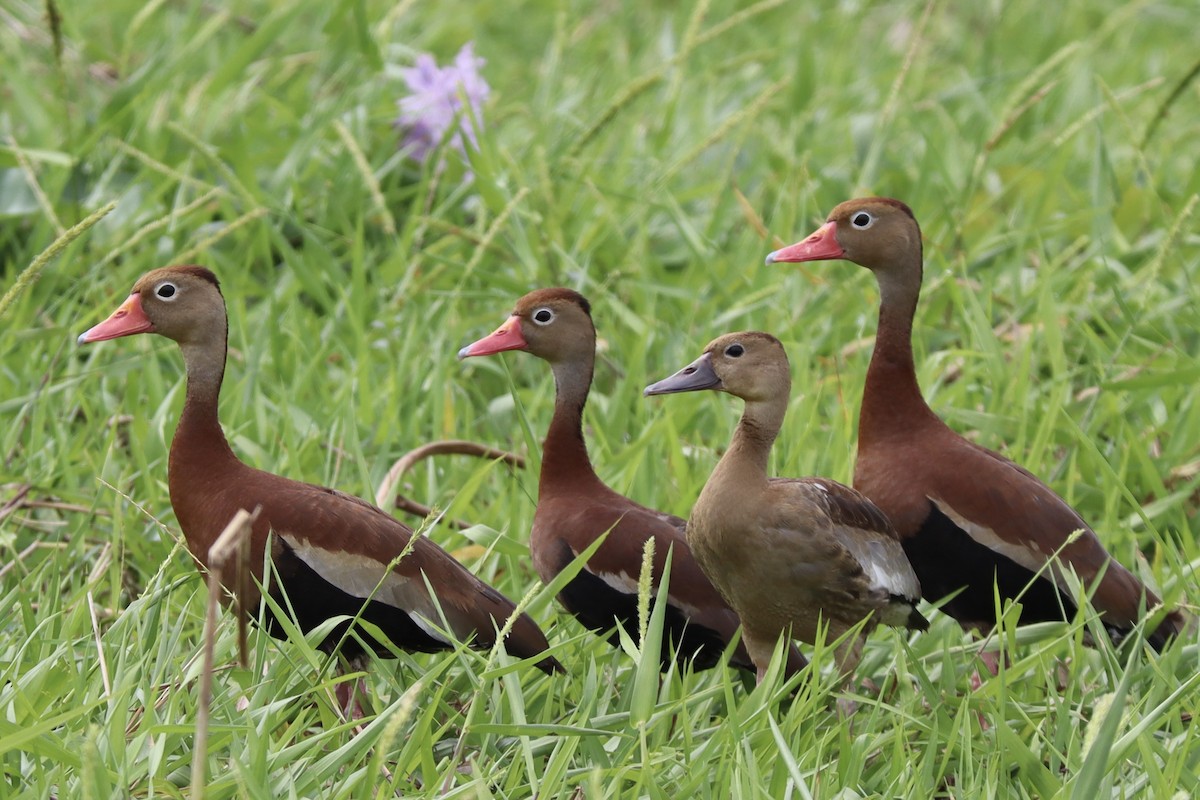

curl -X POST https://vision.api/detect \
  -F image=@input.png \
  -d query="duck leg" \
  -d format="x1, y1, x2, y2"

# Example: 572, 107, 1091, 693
833, 639, 862, 680
335, 655, 370, 720
743, 628, 785, 685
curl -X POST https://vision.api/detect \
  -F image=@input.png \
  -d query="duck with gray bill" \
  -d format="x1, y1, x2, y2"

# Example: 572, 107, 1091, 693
459, 288, 805, 676
646, 331, 928, 683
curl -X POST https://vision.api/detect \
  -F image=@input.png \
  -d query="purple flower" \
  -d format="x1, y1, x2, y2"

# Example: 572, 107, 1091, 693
396, 43, 490, 166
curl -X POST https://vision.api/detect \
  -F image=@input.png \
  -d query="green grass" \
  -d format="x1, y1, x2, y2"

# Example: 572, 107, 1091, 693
2, 0, 1199, 796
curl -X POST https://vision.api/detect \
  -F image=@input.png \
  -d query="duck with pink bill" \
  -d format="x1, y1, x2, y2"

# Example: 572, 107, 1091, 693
459, 288, 806, 676
79, 266, 563, 715
766, 197, 1189, 648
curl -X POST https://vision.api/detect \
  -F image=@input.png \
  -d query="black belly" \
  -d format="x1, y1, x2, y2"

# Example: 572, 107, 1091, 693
904, 503, 1082, 629
257, 539, 453, 662
548, 539, 740, 673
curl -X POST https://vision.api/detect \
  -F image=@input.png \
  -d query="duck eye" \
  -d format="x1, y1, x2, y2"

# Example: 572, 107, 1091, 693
156, 282, 178, 300
532, 308, 555, 325
725, 344, 745, 358
850, 212, 874, 229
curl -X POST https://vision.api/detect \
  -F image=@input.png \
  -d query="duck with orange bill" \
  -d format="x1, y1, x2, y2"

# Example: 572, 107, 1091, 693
78, 266, 563, 714
459, 288, 806, 676
766, 198, 1189, 648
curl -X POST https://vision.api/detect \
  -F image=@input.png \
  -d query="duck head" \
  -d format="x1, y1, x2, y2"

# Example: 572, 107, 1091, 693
458, 287, 595, 364
78, 265, 226, 346
644, 332, 790, 404
765, 197, 923, 282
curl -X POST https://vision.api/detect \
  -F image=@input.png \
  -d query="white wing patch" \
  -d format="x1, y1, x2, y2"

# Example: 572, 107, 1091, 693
594, 568, 639, 597
833, 531, 920, 599
282, 533, 451, 645
928, 497, 1070, 593
589, 565, 704, 619
862, 549, 911, 596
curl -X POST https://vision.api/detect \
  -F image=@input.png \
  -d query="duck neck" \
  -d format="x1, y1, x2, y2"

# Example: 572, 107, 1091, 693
172, 326, 237, 470
707, 395, 785, 494
861, 265, 938, 439
539, 354, 603, 495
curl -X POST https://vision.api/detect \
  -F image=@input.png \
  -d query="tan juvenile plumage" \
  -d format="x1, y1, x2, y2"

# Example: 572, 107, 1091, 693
645, 332, 927, 681
459, 289, 807, 676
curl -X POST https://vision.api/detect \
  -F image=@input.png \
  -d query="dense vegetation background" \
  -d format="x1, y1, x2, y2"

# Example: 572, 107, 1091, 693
2, 0, 1197, 796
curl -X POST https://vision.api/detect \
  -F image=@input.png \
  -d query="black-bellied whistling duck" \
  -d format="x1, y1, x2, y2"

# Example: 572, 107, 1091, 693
78, 266, 562, 708
644, 332, 928, 681
767, 198, 1189, 647
458, 288, 805, 676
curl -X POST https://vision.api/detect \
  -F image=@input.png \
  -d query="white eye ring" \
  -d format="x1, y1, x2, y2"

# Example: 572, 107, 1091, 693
850, 211, 875, 230
155, 282, 179, 301
531, 307, 555, 325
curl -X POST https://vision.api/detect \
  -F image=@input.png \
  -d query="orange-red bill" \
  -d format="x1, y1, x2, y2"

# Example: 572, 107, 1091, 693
77, 293, 154, 344
457, 316, 527, 359
765, 221, 844, 264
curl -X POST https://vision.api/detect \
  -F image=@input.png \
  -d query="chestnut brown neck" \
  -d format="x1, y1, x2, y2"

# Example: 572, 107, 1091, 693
860, 257, 941, 443
170, 320, 238, 476
540, 353, 605, 495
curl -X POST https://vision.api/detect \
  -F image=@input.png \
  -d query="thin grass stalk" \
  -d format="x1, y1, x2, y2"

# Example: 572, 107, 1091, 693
0, 200, 117, 320
7, 134, 64, 234
192, 506, 259, 800
334, 119, 397, 236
